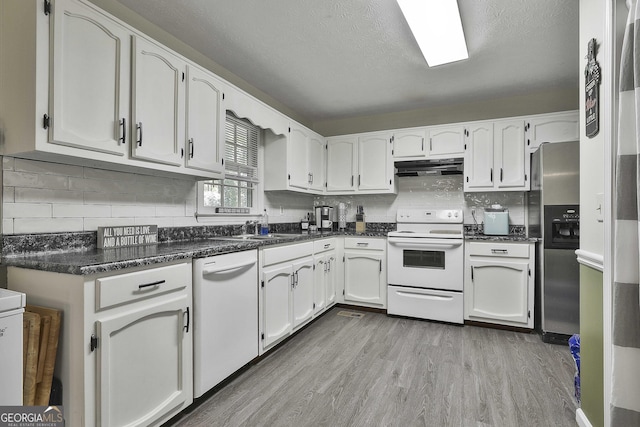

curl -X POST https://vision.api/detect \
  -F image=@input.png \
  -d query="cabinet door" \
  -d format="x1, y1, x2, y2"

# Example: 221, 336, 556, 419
464, 123, 494, 191
358, 133, 393, 191
494, 120, 527, 190
467, 259, 529, 324
96, 294, 191, 427
131, 36, 185, 166
344, 251, 384, 306
326, 137, 357, 192
288, 126, 310, 190
427, 125, 465, 158
185, 65, 224, 174
292, 257, 314, 328
308, 134, 326, 192
393, 129, 426, 158
525, 112, 579, 152
313, 256, 326, 315
326, 253, 337, 307
50, 0, 130, 155
262, 264, 293, 347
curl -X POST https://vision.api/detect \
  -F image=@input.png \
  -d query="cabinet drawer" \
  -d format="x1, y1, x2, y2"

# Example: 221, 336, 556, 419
467, 242, 529, 258
344, 237, 386, 251
314, 238, 336, 253
262, 242, 314, 267
96, 263, 189, 310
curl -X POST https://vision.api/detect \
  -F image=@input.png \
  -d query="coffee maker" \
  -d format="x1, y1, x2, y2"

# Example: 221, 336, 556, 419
314, 206, 334, 231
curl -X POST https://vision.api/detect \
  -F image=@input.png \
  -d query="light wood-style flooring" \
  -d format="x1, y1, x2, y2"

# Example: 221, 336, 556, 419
171, 308, 578, 427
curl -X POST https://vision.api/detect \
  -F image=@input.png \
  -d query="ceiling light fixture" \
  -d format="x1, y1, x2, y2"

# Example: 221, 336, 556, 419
396, 0, 468, 67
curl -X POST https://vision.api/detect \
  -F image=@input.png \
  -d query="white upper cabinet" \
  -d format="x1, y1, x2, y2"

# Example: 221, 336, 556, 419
392, 129, 426, 158
288, 126, 310, 190
307, 134, 326, 192
185, 64, 225, 174
358, 132, 394, 191
263, 122, 326, 194
326, 137, 358, 192
392, 124, 464, 160
50, 0, 130, 156
327, 132, 395, 194
0, 0, 223, 179
131, 36, 185, 166
525, 111, 579, 153
427, 125, 465, 158
494, 119, 527, 190
464, 120, 528, 192
464, 123, 494, 190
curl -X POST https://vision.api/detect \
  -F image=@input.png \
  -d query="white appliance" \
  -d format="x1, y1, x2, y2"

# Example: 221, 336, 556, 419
387, 208, 464, 324
0, 288, 26, 405
193, 250, 258, 398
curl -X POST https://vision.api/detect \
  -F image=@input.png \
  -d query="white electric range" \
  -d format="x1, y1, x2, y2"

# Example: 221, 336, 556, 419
387, 208, 464, 324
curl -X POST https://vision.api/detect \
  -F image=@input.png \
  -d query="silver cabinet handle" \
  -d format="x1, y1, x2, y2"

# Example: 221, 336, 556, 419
136, 122, 143, 146
491, 249, 508, 254
356, 242, 369, 247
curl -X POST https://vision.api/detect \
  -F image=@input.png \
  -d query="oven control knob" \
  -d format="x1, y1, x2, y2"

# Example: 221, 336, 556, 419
447, 212, 452, 217
454, 212, 459, 218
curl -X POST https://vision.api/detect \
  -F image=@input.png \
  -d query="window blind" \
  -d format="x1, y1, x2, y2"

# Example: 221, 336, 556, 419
225, 113, 259, 182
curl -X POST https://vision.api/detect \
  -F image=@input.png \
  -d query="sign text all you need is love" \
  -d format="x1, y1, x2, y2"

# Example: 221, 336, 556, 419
97, 225, 158, 249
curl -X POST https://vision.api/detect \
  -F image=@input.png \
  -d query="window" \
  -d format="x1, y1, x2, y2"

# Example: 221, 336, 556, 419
198, 112, 260, 215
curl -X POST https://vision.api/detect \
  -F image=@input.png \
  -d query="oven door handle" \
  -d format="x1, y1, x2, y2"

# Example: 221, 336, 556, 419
388, 238, 463, 249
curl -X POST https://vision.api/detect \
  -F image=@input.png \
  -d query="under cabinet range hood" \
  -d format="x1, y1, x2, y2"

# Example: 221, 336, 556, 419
394, 158, 463, 176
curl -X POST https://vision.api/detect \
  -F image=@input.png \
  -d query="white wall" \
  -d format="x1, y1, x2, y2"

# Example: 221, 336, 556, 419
579, 0, 607, 256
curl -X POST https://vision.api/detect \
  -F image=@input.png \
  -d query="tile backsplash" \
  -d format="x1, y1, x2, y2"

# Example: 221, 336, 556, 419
2, 157, 201, 234
314, 175, 465, 223
1, 157, 317, 234
2, 157, 526, 235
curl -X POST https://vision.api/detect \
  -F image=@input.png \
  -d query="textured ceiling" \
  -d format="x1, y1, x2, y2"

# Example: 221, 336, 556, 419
115, 0, 579, 123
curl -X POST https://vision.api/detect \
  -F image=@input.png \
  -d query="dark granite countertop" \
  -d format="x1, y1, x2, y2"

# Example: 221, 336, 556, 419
464, 234, 540, 242
2, 231, 389, 275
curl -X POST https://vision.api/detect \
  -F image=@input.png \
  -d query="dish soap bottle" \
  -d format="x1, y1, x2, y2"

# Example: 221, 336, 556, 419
260, 209, 269, 235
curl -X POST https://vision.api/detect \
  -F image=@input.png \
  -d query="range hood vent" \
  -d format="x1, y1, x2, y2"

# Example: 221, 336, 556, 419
395, 158, 463, 176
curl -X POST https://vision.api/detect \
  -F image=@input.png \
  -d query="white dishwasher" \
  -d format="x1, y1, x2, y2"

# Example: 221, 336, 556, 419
193, 250, 258, 398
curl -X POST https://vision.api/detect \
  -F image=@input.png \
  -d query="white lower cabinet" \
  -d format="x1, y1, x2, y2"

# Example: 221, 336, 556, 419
259, 239, 342, 355
261, 262, 294, 348
292, 257, 315, 328
313, 239, 337, 315
343, 237, 387, 308
260, 242, 315, 354
464, 242, 534, 328
8, 261, 193, 427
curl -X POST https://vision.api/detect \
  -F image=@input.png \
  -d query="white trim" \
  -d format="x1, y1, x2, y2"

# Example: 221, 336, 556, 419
576, 249, 605, 272
576, 408, 594, 427
603, 0, 621, 425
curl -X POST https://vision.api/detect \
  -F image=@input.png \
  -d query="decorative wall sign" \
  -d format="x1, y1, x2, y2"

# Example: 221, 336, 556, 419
97, 225, 158, 249
585, 38, 601, 138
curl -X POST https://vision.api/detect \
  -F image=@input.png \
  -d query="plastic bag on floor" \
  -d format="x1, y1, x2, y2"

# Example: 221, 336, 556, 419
568, 334, 580, 402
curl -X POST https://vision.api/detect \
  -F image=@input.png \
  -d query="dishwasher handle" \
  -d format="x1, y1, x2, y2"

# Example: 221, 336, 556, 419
202, 259, 256, 275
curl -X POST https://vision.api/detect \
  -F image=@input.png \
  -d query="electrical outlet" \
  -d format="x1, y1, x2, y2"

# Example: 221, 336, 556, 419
279, 206, 284, 215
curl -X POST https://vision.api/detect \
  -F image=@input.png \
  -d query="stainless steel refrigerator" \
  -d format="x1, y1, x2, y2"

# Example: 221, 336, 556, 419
528, 141, 580, 344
